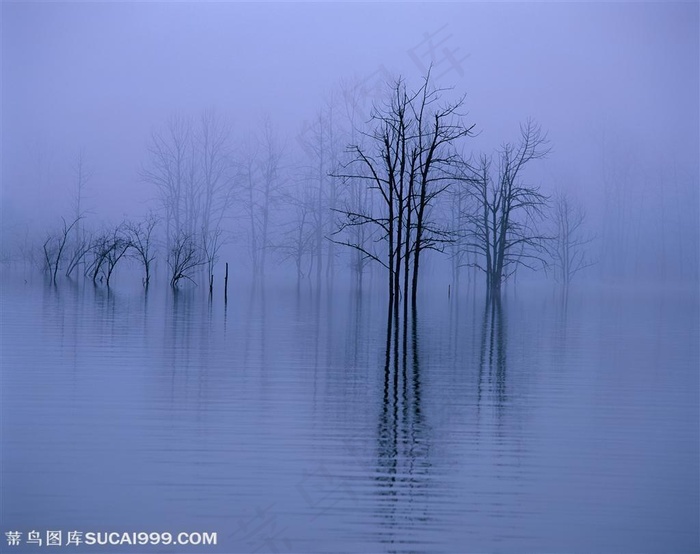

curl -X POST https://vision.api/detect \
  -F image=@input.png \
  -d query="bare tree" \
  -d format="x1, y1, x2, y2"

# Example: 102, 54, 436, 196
336, 78, 378, 289
64, 231, 92, 278
550, 191, 595, 294
239, 138, 262, 274
43, 217, 80, 284
239, 118, 284, 278
86, 224, 131, 287
297, 95, 347, 287
86, 232, 111, 284
141, 114, 197, 254
334, 73, 474, 325
142, 111, 234, 286
202, 227, 224, 293
102, 225, 131, 287
447, 181, 470, 293
198, 109, 234, 240
407, 76, 474, 307
458, 120, 550, 297
125, 213, 159, 287
273, 181, 317, 285
168, 231, 203, 288
256, 119, 283, 277
198, 109, 235, 287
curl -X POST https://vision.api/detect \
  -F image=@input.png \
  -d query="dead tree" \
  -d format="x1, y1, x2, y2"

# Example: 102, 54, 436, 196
333, 73, 474, 324
140, 114, 197, 255
202, 227, 224, 294
103, 225, 131, 287
64, 231, 92, 278
273, 181, 316, 285
550, 191, 595, 294
86, 224, 131, 287
458, 120, 550, 297
408, 77, 474, 307
168, 231, 203, 288
142, 111, 234, 286
67, 152, 92, 277
43, 217, 80, 284
239, 118, 284, 279
125, 214, 159, 287
198, 109, 235, 287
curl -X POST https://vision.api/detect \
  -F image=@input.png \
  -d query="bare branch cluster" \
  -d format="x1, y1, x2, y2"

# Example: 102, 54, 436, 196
333, 71, 475, 318
455, 120, 551, 296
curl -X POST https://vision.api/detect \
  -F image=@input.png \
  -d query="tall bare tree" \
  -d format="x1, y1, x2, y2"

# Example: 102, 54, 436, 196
43, 217, 80, 284
334, 73, 474, 325
141, 114, 194, 254
297, 102, 341, 287
273, 181, 316, 286
168, 231, 203, 288
239, 118, 284, 279
86, 224, 131, 287
142, 110, 235, 286
458, 120, 550, 297
125, 213, 159, 287
550, 191, 595, 294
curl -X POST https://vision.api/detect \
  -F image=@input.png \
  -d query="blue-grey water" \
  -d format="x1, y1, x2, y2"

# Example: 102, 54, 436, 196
2, 274, 698, 553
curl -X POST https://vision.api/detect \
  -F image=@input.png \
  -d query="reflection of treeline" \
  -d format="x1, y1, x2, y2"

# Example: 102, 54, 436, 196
33, 72, 596, 301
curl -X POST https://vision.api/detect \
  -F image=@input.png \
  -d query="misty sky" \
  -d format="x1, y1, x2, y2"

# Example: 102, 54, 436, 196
2, 2, 698, 234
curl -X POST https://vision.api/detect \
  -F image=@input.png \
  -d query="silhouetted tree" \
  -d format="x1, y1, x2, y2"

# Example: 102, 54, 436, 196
43, 217, 81, 284
168, 231, 203, 288
86, 224, 131, 287
458, 120, 550, 297
125, 213, 159, 287
102, 225, 131, 287
64, 231, 91, 279
334, 73, 474, 325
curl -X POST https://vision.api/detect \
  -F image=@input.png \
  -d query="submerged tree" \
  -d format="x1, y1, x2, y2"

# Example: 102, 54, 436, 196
66, 152, 92, 278
334, 73, 474, 324
141, 110, 235, 278
64, 231, 91, 279
43, 217, 81, 284
550, 191, 595, 294
168, 231, 203, 288
102, 225, 131, 287
86, 224, 131, 287
239, 118, 284, 279
125, 213, 159, 287
274, 181, 317, 286
458, 120, 550, 297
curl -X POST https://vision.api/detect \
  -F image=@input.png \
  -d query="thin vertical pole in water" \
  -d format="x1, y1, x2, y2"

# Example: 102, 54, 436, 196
224, 262, 229, 304
209, 274, 214, 299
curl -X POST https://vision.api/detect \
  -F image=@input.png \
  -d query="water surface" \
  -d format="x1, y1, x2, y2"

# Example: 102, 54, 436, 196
2, 275, 698, 552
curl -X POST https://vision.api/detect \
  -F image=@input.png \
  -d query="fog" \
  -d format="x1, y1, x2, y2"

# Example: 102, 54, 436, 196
2, 2, 698, 289
2, 5, 700, 552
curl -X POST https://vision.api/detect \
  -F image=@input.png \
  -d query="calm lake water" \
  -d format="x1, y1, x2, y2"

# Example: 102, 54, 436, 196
2, 273, 698, 553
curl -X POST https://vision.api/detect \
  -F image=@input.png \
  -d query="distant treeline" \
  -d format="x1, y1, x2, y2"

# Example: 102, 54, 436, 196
11, 71, 698, 299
